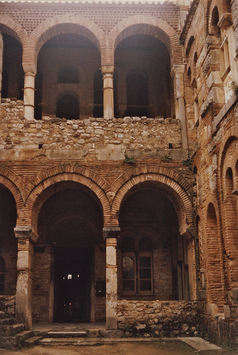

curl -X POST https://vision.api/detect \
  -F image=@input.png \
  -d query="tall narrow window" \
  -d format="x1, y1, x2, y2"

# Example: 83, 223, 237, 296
0, 257, 5, 294
121, 236, 153, 295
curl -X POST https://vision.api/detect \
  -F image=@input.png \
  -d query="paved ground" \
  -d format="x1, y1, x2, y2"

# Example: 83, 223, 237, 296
0, 342, 201, 355
0, 340, 236, 355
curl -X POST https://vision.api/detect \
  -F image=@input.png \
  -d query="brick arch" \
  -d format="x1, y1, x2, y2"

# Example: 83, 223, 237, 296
111, 169, 193, 234
205, 199, 224, 309
218, 127, 238, 179
0, 166, 24, 225
27, 15, 105, 66
0, 15, 28, 45
109, 15, 182, 66
24, 165, 111, 230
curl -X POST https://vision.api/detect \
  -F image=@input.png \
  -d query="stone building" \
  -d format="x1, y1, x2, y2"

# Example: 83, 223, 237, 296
0, 0, 237, 345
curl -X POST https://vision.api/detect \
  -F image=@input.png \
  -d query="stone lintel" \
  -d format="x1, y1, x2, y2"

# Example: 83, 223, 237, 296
14, 226, 38, 243
103, 226, 120, 239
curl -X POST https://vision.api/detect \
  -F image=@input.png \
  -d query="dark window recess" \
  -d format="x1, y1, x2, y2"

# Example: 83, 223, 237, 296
126, 73, 149, 117
57, 66, 79, 83
96, 281, 106, 297
56, 94, 79, 120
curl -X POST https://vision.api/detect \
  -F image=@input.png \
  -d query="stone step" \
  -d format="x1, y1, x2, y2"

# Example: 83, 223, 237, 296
39, 338, 96, 346
16, 329, 34, 341
180, 337, 223, 354
0, 336, 19, 348
0, 318, 14, 325
24, 335, 44, 347
47, 330, 87, 338
0, 323, 24, 336
0, 311, 7, 319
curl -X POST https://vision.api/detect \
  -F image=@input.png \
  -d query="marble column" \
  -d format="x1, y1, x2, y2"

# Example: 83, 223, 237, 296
14, 226, 38, 328
103, 226, 120, 329
171, 65, 188, 150
22, 64, 36, 120
101, 65, 114, 119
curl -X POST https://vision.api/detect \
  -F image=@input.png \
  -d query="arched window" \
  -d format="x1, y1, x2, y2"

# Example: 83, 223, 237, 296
57, 66, 79, 84
210, 6, 220, 37
125, 70, 149, 117
0, 256, 5, 294
56, 93, 79, 120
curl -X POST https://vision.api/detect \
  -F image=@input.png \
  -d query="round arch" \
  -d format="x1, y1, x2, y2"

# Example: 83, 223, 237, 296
0, 15, 28, 45
111, 171, 193, 234
109, 15, 182, 67
0, 167, 24, 224
218, 127, 238, 181
205, 198, 224, 309
27, 15, 105, 66
24, 166, 111, 231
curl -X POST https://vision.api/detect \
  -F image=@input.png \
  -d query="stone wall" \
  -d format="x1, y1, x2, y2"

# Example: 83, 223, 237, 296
0, 99, 183, 161
0, 295, 15, 317
117, 300, 199, 337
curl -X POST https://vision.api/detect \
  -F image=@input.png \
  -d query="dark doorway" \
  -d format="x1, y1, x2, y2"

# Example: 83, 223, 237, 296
54, 246, 92, 323
56, 94, 79, 119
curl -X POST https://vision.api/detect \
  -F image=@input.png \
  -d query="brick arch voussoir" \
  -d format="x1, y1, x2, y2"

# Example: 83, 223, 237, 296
111, 171, 193, 232
0, 15, 28, 45
25, 168, 111, 228
112, 165, 191, 195
110, 15, 182, 66
28, 14, 105, 66
0, 169, 24, 225
218, 127, 238, 180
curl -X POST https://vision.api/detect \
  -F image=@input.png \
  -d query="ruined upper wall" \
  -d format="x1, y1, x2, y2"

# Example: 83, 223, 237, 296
0, 99, 185, 161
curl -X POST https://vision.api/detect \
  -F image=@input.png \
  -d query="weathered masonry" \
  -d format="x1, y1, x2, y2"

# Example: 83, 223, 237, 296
0, 0, 238, 346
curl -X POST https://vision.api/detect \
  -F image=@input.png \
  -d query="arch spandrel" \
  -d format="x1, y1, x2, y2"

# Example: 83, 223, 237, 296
27, 15, 105, 67
108, 15, 182, 67
0, 15, 28, 45
111, 171, 193, 234
24, 165, 111, 231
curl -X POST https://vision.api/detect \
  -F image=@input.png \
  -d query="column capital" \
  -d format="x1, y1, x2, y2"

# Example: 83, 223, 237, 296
103, 226, 120, 239
22, 63, 36, 75
101, 65, 114, 74
14, 226, 38, 243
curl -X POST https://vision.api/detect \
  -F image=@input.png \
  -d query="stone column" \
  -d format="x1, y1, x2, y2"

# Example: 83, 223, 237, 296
0, 32, 3, 103
14, 226, 38, 328
103, 226, 120, 329
22, 63, 36, 120
101, 65, 114, 119
171, 65, 188, 149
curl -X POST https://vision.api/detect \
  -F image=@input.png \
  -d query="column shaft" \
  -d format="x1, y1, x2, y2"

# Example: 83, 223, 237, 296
14, 226, 38, 328
22, 64, 36, 120
102, 65, 114, 119
104, 226, 120, 329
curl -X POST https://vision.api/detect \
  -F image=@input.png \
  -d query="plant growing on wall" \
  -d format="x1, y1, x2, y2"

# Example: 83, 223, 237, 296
182, 153, 193, 170
161, 154, 172, 162
123, 154, 136, 164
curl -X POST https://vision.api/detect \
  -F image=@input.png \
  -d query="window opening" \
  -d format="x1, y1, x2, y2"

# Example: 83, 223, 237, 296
122, 237, 153, 295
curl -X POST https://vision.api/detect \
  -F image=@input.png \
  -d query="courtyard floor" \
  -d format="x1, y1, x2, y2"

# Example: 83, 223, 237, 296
0, 340, 237, 355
